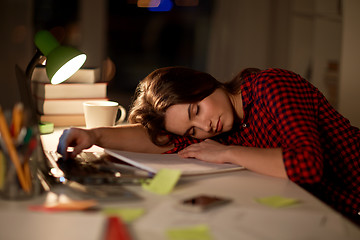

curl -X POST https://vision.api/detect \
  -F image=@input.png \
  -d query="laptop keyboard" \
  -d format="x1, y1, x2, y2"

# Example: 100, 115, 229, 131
46, 151, 101, 163
44, 150, 150, 185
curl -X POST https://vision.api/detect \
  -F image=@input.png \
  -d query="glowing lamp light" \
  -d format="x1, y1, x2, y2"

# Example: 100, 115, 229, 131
46, 48, 86, 84
29, 30, 87, 85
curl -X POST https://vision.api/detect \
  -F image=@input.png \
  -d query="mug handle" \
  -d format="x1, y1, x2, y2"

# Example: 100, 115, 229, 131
115, 105, 127, 125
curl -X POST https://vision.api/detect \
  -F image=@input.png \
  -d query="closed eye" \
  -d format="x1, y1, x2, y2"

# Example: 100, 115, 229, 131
184, 126, 195, 137
188, 103, 199, 119
184, 103, 200, 137
195, 104, 199, 115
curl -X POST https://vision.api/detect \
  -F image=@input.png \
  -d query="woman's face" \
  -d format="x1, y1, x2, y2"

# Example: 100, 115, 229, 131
164, 88, 235, 139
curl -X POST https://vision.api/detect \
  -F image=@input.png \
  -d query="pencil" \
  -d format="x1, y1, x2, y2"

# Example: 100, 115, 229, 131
11, 102, 24, 138
0, 150, 5, 190
0, 106, 30, 193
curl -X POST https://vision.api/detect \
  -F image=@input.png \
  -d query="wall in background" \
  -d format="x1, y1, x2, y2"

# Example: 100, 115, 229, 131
0, 0, 33, 110
288, 0, 342, 108
338, 0, 360, 127
104, 0, 214, 109
206, 0, 273, 81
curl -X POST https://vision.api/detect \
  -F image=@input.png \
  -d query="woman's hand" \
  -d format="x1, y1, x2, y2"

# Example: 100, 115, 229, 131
178, 139, 232, 164
57, 128, 97, 158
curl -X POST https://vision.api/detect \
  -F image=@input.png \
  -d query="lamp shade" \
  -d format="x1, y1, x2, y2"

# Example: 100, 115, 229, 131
34, 30, 86, 84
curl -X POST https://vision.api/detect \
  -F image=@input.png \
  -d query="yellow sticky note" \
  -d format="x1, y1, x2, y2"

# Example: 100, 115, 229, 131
166, 224, 213, 240
142, 169, 181, 195
256, 196, 300, 208
103, 208, 145, 223
0, 151, 5, 190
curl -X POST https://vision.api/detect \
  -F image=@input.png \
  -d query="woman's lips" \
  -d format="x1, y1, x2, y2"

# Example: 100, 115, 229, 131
216, 118, 223, 133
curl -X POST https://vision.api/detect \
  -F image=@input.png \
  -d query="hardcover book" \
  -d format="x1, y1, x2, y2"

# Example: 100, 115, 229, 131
36, 97, 108, 115
32, 82, 107, 99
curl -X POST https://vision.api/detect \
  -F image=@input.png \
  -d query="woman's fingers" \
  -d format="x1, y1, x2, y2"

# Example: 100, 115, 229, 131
57, 129, 71, 157
178, 139, 228, 164
57, 128, 92, 158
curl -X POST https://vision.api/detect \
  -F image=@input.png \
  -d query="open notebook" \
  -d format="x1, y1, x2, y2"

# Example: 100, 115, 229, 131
104, 149, 245, 176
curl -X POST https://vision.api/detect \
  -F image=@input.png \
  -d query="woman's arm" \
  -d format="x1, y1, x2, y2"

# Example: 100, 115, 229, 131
260, 69, 324, 184
226, 145, 287, 178
178, 139, 287, 179
57, 124, 173, 158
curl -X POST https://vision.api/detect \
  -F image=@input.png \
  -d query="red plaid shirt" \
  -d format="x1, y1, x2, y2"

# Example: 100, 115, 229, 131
166, 68, 360, 219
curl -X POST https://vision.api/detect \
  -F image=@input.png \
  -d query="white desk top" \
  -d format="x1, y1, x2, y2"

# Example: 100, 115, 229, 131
1, 128, 359, 240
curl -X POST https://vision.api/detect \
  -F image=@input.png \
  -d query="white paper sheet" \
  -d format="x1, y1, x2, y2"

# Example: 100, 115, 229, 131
105, 149, 245, 175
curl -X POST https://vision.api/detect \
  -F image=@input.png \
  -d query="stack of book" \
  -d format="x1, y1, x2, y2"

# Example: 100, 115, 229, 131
31, 66, 108, 126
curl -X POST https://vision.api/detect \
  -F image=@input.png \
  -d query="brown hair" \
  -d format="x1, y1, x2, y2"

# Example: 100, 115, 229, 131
128, 66, 260, 146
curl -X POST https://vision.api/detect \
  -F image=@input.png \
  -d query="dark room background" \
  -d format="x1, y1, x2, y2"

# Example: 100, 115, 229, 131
32, 0, 214, 110
2, 0, 360, 127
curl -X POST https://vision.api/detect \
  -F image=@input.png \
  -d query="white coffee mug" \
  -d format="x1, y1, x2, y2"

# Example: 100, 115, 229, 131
83, 100, 127, 128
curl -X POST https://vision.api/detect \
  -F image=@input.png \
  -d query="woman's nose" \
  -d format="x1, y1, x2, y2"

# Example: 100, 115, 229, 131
194, 119, 212, 132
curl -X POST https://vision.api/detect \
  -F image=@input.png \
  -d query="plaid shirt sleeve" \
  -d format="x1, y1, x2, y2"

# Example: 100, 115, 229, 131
257, 69, 329, 184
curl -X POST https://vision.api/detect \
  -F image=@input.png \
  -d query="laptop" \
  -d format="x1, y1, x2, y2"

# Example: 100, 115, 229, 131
14, 65, 147, 199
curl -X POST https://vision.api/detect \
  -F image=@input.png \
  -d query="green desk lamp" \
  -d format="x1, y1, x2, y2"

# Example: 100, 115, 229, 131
25, 30, 87, 133
26, 30, 87, 84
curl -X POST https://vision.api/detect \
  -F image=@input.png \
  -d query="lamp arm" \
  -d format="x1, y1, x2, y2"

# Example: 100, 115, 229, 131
23, 49, 45, 124
25, 49, 45, 79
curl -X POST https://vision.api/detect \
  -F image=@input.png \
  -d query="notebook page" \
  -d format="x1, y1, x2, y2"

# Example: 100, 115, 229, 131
104, 149, 244, 176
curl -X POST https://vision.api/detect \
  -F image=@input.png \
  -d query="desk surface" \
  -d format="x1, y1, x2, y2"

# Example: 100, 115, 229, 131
1, 128, 359, 240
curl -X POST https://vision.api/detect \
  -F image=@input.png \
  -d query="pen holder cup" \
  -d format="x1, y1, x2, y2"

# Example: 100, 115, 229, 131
0, 125, 43, 200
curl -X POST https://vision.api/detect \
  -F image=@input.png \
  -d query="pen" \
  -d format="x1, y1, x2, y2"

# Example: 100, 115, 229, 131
0, 106, 30, 193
